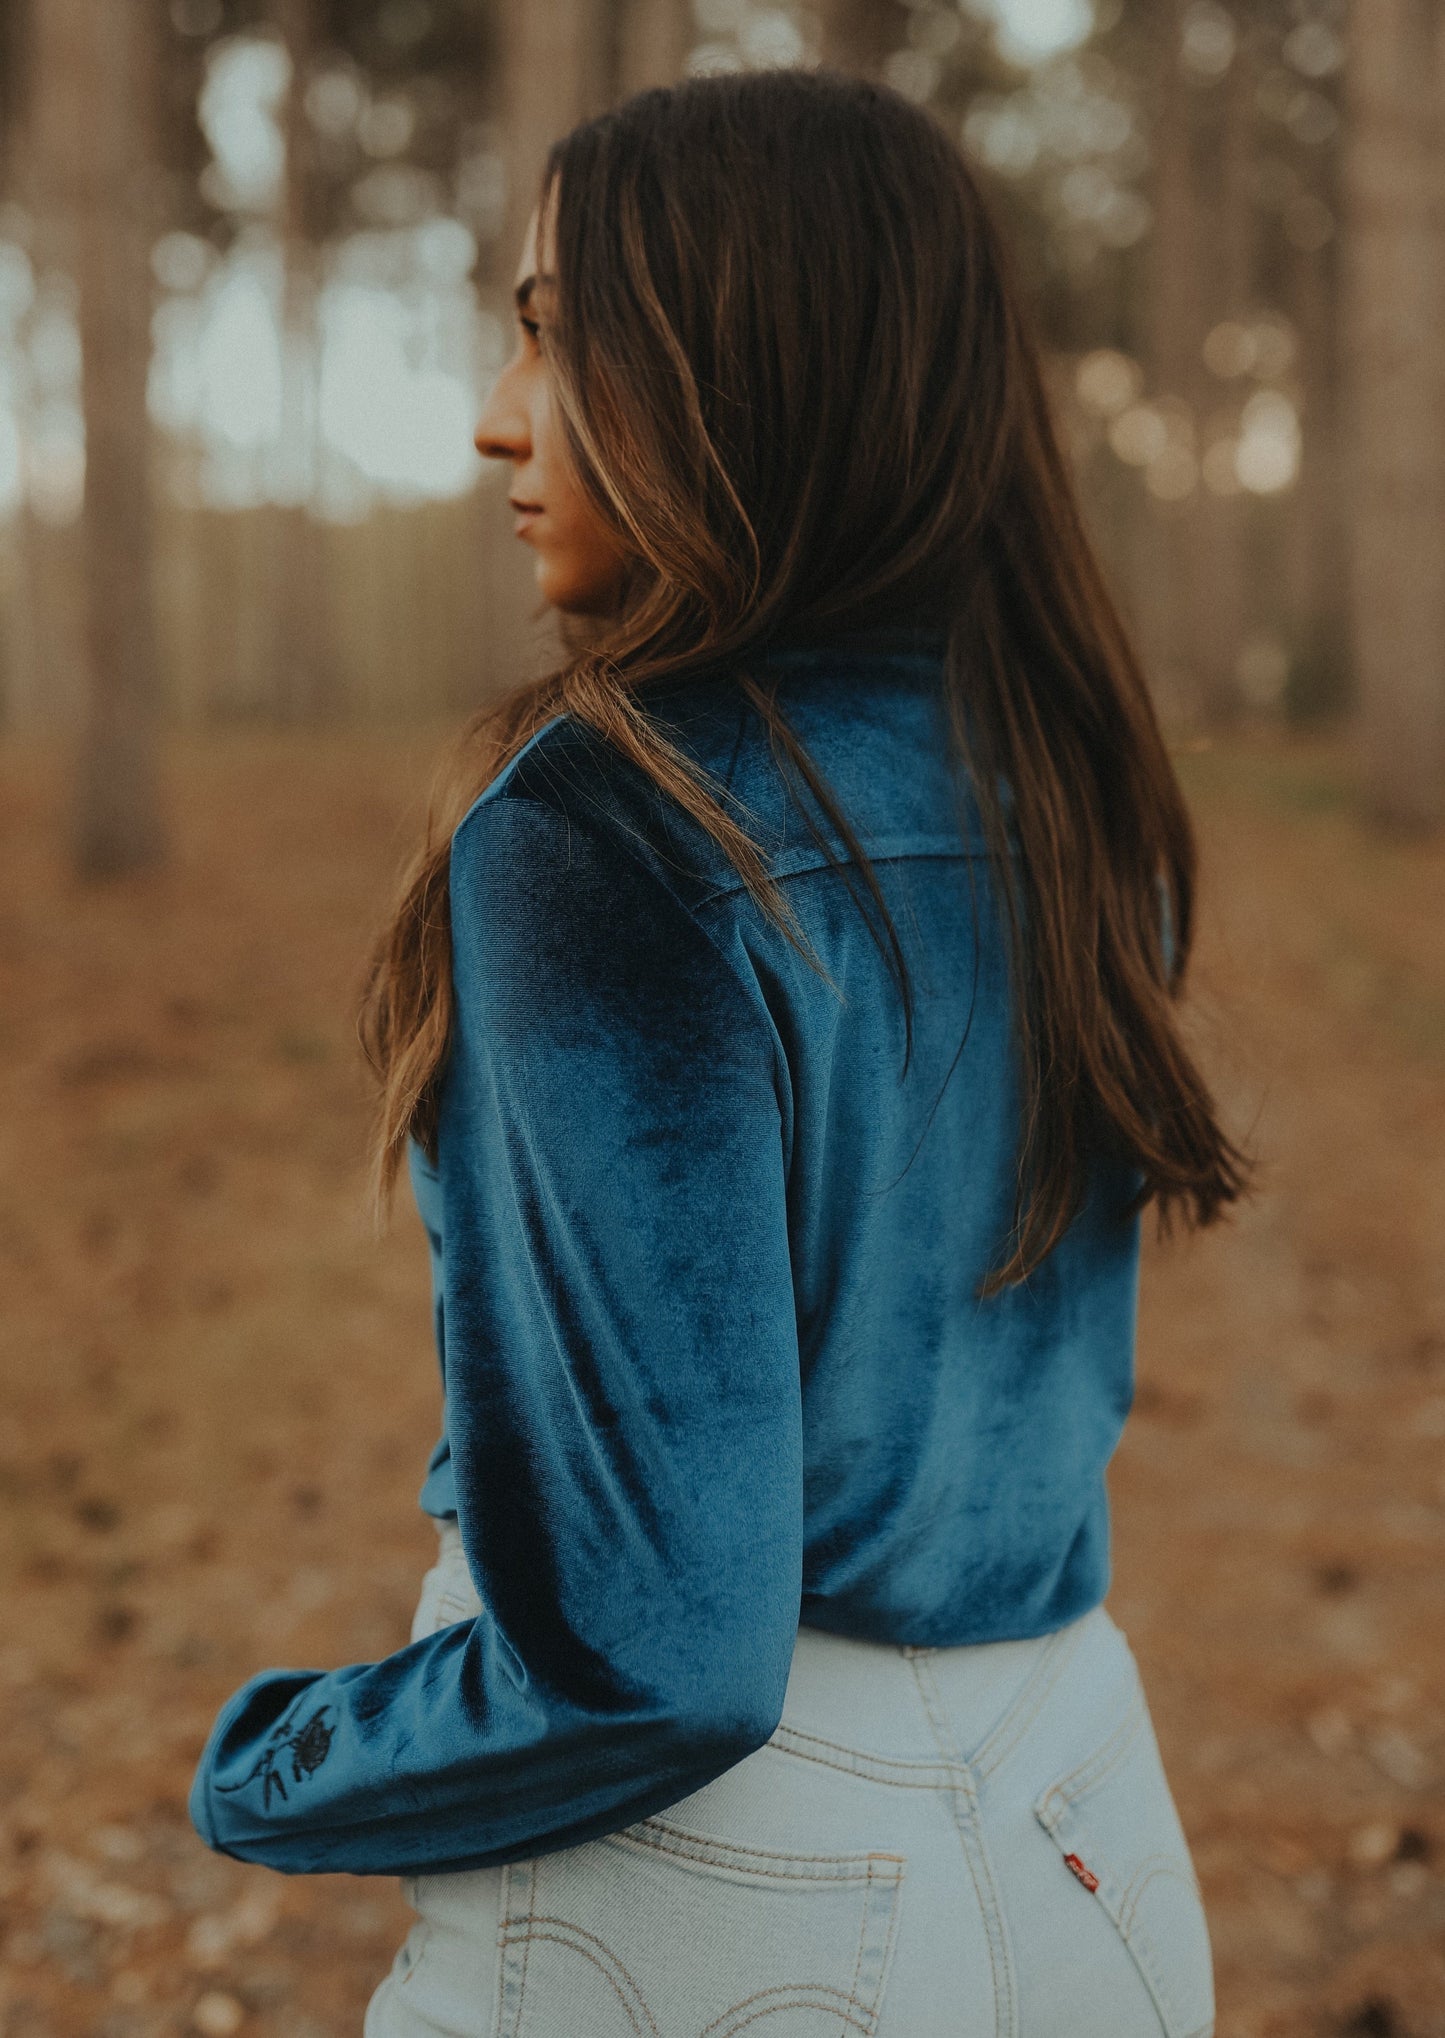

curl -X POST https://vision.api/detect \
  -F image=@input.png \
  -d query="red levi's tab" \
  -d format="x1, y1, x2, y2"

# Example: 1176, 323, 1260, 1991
1063, 1852, 1100, 1893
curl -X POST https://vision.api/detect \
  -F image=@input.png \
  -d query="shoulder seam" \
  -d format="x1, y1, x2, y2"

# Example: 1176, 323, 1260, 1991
448, 773, 791, 1109
452, 712, 572, 842
692, 843, 1006, 913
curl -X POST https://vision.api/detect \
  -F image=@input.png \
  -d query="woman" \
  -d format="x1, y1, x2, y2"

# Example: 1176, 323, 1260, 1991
189, 67, 1246, 2038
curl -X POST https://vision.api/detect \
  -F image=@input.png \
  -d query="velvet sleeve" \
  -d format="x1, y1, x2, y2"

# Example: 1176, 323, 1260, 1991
188, 785, 804, 1877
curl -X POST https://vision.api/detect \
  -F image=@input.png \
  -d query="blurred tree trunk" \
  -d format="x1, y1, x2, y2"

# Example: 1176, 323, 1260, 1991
498, 0, 611, 269
1188, 13, 1253, 722
814, 0, 911, 75
1284, 156, 1351, 721
487, 0, 611, 681
1144, 0, 1207, 722
1144, 0, 1260, 725
617, 0, 691, 95
28, 0, 167, 872
1341, 0, 1445, 827
270, 0, 340, 723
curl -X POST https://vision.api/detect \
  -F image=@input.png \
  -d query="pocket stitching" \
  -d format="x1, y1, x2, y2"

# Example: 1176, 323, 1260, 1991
394, 1874, 433, 1991
618, 1812, 905, 1882
505, 1832, 905, 2036
701, 1985, 881, 2037
1114, 1871, 1196, 2038
1118, 1856, 1206, 1939
1036, 1689, 1146, 1814
512, 1857, 538, 2034
969, 1620, 1088, 1780
870, 1849, 906, 2036
844, 1857, 905, 2038
1040, 1809, 1184, 2037
504, 1915, 891, 2038
845, 1860, 871, 2034
695, 1865, 902, 2037
1036, 1777, 1209, 2038
645, 1811, 886, 1863
397, 1917, 436, 1990
772, 1720, 925, 1761
501, 1919, 655, 2036
766, 1723, 958, 1787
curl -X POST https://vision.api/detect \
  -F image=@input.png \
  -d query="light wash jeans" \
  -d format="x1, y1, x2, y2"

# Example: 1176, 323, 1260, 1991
364, 1518, 1214, 2038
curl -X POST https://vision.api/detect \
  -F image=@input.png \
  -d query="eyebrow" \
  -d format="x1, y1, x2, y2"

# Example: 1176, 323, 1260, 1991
513, 273, 556, 314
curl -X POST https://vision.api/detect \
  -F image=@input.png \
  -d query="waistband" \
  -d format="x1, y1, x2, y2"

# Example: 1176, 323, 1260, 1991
778, 1610, 1118, 1775
424, 1516, 1130, 1781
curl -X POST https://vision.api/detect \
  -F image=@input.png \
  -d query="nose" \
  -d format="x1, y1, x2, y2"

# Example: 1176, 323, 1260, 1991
473, 360, 530, 465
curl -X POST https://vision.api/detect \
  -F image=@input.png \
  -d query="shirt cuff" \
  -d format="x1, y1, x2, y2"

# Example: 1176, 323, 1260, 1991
188, 1669, 283, 1858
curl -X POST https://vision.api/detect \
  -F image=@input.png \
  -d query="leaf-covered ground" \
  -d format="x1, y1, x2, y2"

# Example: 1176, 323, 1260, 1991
0, 727, 1441, 2038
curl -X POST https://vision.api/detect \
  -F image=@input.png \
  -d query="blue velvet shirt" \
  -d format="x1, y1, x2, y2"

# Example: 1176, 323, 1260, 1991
189, 627, 1142, 1878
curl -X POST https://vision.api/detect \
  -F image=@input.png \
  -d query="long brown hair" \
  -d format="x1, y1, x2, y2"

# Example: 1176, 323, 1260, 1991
357, 66, 1249, 1292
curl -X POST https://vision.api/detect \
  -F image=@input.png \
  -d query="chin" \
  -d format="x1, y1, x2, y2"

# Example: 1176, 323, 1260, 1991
537, 560, 626, 620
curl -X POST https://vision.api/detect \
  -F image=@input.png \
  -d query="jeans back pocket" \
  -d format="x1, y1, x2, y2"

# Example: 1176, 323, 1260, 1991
495, 1814, 905, 2038
1033, 1690, 1214, 2038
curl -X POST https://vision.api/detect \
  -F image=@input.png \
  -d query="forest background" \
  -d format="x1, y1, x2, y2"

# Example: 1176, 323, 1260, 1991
1, 3, 1444, 2036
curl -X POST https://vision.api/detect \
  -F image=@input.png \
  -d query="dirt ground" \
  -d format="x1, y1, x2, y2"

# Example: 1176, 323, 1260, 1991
0, 723, 1442, 2038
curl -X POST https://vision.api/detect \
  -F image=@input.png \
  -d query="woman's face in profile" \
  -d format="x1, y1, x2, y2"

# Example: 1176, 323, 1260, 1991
473, 206, 632, 617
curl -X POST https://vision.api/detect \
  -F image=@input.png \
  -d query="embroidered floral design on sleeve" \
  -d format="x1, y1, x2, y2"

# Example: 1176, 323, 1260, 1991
214, 1702, 337, 1811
